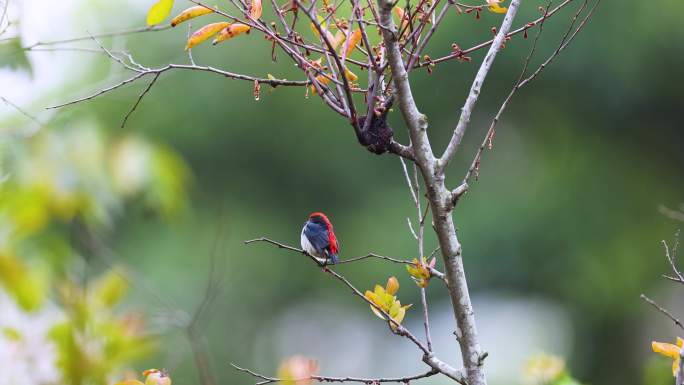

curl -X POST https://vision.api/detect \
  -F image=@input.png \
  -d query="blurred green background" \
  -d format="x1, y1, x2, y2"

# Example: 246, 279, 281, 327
1, 0, 683, 384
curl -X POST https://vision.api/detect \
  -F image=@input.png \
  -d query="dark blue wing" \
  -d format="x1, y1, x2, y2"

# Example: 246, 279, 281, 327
304, 221, 329, 254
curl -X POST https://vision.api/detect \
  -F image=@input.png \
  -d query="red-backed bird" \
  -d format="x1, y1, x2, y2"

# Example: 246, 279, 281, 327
301, 212, 339, 265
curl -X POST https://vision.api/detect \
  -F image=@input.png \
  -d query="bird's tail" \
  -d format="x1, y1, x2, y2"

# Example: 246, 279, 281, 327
329, 253, 339, 265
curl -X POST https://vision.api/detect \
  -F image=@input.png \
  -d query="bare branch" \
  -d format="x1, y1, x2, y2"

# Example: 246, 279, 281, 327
663, 237, 684, 282
47, 71, 149, 109
187, 23, 197, 66
420, 288, 433, 352
298, 0, 358, 123
245, 237, 446, 281
420, 0, 575, 68
461, 0, 558, 186
378, 0, 435, 168
120, 72, 160, 128
448, 183, 469, 209
405, 0, 450, 70
231, 363, 439, 384
438, 0, 521, 174
517, 0, 600, 88
641, 294, 684, 331
243, 236, 466, 383
388, 141, 416, 160
47, 64, 310, 110
1, 96, 44, 127
22, 25, 171, 50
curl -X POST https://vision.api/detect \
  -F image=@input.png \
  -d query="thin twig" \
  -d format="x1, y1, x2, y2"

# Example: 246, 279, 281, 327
187, 23, 197, 66
22, 25, 171, 50
663, 238, 684, 282
438, 0, 521, 173
120, 72, 160, 128
462, 0, 557, 186
417, 0, 575, 68
231, 363, 439, 384
47, 64, 311, 110
1, 96, 44, 126
243, 237, 465, 383
641, 294, 684, 331
245, 237, 446, 281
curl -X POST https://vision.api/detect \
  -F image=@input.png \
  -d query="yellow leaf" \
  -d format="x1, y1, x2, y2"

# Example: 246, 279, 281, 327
309, 74, 331, 94
212, 23, 251, 45
250, 0, 263, 19
344, 29, 362, 57
186, 22, 231, 49
653, 341, 681, 359
393, 306, 406, 324
344, 68, 358, 82
389, 299, 401, 316
488, 4, 507, 13
171, 6, 214, 27
486, 0, 508, 13
386, 276, 399, 295
652, 339, 684, 376
147, 0, 175, 26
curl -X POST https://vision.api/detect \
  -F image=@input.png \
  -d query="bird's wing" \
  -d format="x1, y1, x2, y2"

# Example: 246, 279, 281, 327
303, 221, 329, 254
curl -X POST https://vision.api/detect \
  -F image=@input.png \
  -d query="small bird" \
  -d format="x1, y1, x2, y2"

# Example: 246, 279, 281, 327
301, 212, 339, 265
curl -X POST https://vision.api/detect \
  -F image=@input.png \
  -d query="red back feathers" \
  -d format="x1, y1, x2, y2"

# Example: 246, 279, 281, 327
309, 212, 338, 254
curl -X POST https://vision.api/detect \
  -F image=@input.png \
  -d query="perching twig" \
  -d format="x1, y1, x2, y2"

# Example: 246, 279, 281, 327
244, 237, 465, 383
231, 363, 439, 384
245, 238, 446, 280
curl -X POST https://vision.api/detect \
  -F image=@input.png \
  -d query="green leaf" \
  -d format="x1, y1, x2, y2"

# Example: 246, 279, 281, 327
146, 0, 174, 26
0, 38, 32, 75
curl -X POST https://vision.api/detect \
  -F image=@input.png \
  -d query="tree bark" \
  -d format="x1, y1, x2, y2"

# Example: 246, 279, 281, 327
377, 0, 523, 383
428, 184, 485, 385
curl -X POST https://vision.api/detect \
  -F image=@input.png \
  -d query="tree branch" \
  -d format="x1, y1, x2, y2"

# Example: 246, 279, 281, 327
418, 0, 575, 68
244, 237, 464, 383
438, 0, 521, 174
120, 72, 160, 128
377, 0, 436, 169
47, 64, 311, 110
231, 363, 439, 384
640, 294, 684, 331
245, 238, 446, 281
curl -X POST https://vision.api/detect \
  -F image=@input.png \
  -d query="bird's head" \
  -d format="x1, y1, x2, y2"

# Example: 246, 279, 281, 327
308, 212, 331, 226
